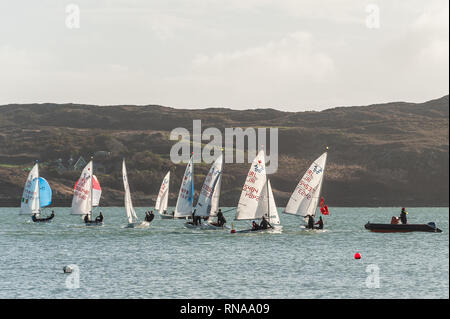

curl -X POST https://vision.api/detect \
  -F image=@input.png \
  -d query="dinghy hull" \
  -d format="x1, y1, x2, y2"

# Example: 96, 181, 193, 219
126, 221, 150, 228
184, 222, 230, 230
159, 213, 191, 220
32, 215, 54, 223
203, 223, 230, 230
232, 226, 282, 233
85, 221, 103, 226
364, 222, 442, 233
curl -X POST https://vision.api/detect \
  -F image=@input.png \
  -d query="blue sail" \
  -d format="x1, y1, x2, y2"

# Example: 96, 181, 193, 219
191, 175, 195, 204
37, 177, 52, 208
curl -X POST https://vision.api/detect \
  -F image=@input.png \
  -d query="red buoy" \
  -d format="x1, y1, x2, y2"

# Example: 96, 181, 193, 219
354, 252, 361, 259
230, 229, 236, 234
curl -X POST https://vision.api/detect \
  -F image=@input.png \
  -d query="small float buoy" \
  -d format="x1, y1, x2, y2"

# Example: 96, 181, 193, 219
354, 252, 361, 259
63, 266, 73, 273
230, 222, 236, 234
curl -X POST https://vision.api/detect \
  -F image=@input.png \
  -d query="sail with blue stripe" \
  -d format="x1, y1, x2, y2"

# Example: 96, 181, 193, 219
37, 177, 52, 208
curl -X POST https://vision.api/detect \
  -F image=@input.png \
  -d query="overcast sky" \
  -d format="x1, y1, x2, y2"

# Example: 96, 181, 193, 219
0, 0, 448, 111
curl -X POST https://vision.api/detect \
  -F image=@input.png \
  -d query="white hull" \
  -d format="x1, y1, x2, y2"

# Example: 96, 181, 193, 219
159, 212, 191, 220
159, 212, 175, 219
85, 222, 103, 227
233, 225, 282, 234
126, 221, 150, 228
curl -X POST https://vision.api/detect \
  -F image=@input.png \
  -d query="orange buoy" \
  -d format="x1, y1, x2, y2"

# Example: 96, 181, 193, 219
231, 222, 236, 233
354, 252, 361, 259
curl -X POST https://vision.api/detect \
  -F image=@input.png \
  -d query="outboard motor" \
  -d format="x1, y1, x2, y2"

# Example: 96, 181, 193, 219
427, 222, 437, 230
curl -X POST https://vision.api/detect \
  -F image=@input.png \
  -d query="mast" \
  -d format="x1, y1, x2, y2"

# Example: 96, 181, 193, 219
90, 156, 93, 220
235, 148, 267, 221
192, 152, 195, 215
36, 160, 41, 215
210, 149, 223, 217
174, 154, 195, 218
266, 179, 270, 223
264, 146, 269, 223
314, 147, 328, 217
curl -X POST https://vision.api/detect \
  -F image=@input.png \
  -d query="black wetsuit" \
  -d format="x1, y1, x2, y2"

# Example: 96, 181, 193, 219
400, 212, 407, 224
146, 213, 154, 223
191, 212, 200, 225
217, 214, 226, 227
315, 219, 323, 229
260, 219, 270, 230
95, 214, 103, 222
307, 216, 315, 229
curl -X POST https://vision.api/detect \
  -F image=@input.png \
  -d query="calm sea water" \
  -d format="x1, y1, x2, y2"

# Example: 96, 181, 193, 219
0, 207, 448, 299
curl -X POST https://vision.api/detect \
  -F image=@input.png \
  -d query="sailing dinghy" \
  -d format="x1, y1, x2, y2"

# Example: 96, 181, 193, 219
231, 149, 281, 233
283, 152, 327, 230
21, 161, 55, 222
174, 155, 195, 219
184, 153, 229, 229
71, 159, 103, 226
122, 159, 149, 228
156, 171, 173, 219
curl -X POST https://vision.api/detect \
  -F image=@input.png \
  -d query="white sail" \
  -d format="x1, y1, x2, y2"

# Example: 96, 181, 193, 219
195, 154, 223, 217
71, 161, 94, 216
155, 171, 170, 213
174, 156, 194, 218
20, 163, 40, 215
284, 152, 327, 217
122, 159, 138, 224
235, 149, 268, 220
267, 180, 280, 225
210, 173, 222, 217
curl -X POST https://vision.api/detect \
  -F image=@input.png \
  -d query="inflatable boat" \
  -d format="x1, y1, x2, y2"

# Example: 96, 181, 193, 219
364, 222, 442, 233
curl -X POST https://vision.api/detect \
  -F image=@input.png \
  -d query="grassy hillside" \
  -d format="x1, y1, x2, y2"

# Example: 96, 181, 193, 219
0, 95, 448, 207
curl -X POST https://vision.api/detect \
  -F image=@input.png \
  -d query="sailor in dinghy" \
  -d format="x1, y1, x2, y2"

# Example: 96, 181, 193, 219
71, 158, 104, 226
122, 159, 151, 228
20, 161, 56, 223
231, 147, 282, 233
283, 148, 328, 231
155, 171, 175, 219
184, 153, 230, 230
174, 153, 195, 220
208, 209, 227, 228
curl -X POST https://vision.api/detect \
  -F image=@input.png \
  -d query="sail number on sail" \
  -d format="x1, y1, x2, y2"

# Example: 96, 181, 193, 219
295, 166, 322, 199
242, 170, 262, 201
74, 175, 90, 200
